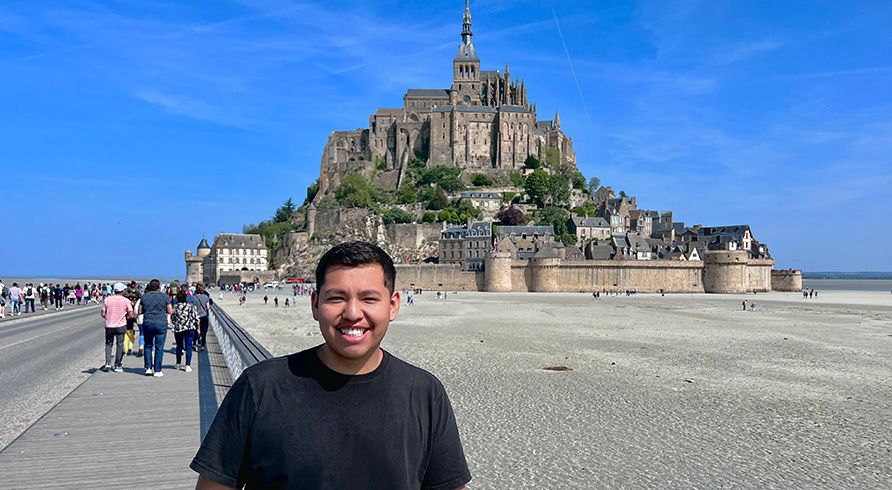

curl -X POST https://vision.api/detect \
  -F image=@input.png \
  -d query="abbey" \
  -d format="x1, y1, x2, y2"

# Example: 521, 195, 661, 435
317, 0, 576, 196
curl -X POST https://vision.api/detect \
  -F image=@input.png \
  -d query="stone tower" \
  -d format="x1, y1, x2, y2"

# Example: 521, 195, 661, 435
307, 201, 317, 239
485, 239, 515, 292
451, 0, 481, 106
185, 238, 211, 284
529, 245, 561, 292
703, 250, 748, 293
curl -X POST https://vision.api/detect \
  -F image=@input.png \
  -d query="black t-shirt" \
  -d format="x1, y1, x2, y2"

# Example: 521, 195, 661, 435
191, 346, 471, 490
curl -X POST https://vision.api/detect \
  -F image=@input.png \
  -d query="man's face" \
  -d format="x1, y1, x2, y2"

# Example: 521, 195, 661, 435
311, 263, 399, 371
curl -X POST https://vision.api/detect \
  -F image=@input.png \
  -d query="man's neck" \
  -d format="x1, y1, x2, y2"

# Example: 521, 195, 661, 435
317, 346, 382, 375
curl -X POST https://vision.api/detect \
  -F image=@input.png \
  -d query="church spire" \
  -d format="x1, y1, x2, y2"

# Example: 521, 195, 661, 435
462, 0, 473, 43
554, 109, 561, 129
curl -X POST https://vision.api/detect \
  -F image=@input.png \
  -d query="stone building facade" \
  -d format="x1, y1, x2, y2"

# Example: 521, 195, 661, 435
316, 0, 576, 198
184, 232, 270, 285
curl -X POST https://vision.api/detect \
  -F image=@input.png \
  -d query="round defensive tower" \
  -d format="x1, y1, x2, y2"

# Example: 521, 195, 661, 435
196, 237, 211, 258
703, 250, 749, 293
484, 250, 512, 292
307, 202, 317, 239
529, 245, 562, 292
770, 269, 803, 292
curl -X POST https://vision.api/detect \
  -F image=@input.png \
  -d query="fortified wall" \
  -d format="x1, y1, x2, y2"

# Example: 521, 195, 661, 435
396, 250, 779, 293
770, 269, 803, 292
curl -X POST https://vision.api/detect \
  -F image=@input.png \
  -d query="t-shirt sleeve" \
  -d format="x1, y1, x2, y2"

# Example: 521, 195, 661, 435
422, 385, 471, 490
190, 370, 258, 488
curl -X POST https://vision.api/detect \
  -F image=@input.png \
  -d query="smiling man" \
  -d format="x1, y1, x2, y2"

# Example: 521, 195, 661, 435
191, 241, 471, 490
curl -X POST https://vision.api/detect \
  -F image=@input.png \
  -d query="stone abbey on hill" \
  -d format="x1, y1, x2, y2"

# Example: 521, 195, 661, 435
316, 0, 576, 198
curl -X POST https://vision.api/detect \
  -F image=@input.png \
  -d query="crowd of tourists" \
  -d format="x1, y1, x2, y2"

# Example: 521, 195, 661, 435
0, 280, 116, 317
101, 279, 212, 378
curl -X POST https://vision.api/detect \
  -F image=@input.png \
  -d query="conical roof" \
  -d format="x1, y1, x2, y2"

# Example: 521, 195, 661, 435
197, 238, 210, 249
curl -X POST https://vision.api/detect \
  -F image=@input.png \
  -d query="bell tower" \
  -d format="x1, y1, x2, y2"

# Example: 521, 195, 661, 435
451, 0, 481, 105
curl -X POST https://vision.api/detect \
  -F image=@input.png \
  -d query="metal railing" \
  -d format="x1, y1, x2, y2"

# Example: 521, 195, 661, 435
209, 304, 272, 380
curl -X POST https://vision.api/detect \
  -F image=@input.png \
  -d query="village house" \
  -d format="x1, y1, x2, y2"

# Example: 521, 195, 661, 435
568, 216, 610, 245
496, 225, 555, 260
439, 219, 492, 270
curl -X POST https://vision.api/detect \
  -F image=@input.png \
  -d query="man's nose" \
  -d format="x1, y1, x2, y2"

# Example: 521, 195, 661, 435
343, 298, 362, 320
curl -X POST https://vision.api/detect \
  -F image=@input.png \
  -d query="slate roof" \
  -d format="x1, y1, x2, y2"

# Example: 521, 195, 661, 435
461, 192, 502, 199
406, 89, 451, 98
197, 238, 210, 249
441, 221, 492, 240
587, 243, 615, 260
455, 41, 479, 62
613, 236, 630, 248
480, 70, 500, 79
500, 105, 530, 113
699, 225, 749, 237
432, 105, 497, 113
531, 244, 560, 259
498, 225, 554, 236
213, 233, 265, 249
537, 120, 554, 130
627, 234, 650, 251
572, 217, 608, 227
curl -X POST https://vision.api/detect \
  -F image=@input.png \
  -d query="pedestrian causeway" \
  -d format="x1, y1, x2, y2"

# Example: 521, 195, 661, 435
0, 332, 206, 489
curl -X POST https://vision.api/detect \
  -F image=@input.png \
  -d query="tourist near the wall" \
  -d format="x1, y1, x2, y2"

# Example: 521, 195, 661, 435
100, 283, 133, 373
191, 241, 470, 490
8, 283, 22, 316
192, 284, 211, 353
139, 279, 172, 377
170, 289, 198, 372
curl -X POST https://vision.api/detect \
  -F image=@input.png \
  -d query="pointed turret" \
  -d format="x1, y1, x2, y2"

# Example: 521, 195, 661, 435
454, 0, 478, 62
462, 0, 472, 40
554, 109, 561, 129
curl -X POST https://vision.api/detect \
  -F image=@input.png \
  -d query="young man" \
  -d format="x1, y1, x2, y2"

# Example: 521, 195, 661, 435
191, 241, 471, 490
101, 283, 134, 373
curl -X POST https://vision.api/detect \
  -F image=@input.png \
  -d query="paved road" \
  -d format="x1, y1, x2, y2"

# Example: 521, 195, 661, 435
0, 307, 105, 450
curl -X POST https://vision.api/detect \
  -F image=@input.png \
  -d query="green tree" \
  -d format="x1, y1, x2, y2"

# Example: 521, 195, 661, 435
588, 176, 601, 195
471, 173, 493, 187
495, 207, 528, 225
548, 173, 570, 207
274, 198, 297, 223
572, 171, 587, 190
381, 208, 414, 224
509, 171, 526, 188
303, 184, 319, 206
619, 190, 628, 198
559, 233, 578, 247
336, 174, 375, 208
456, 199, 482, 221
524, 169, 550, 208
427, 185, 449, 210
544, 147, 560, 168
422, 212, 437, 223
396, 181, 417, 205
524, 155, 540, 169
572, 201, 597, 217
374, 155, 386, 170
317, 195, 339, 211
536, 206, 570, 236
438, 207, 459, 223
502, 191, 516, 203
439, 174, 466, 192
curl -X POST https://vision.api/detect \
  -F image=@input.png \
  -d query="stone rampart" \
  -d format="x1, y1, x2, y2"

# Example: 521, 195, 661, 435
771, 269, 803, 292
703, 250, 749, 293
746, 259, 774, 292
218, 270, 278, 286
395, 264, 483, 291
314, 208, 370, 234
386, 223, 443, 250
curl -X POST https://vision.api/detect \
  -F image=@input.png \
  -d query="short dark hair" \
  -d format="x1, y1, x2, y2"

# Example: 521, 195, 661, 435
315, 241, 396, 294
176, 289, 188, 304
146, 279, 161, 292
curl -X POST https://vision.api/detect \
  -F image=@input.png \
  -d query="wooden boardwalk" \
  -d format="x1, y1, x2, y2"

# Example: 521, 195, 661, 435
0, 327, 231, 489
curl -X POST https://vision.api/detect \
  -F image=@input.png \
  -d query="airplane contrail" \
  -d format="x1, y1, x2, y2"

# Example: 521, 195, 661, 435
551, 5, 592, 125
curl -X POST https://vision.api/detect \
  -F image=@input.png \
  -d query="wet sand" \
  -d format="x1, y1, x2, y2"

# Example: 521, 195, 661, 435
219, 290, 892, 489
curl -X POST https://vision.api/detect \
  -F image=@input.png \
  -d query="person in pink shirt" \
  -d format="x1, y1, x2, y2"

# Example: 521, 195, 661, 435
101, 283, 134, 372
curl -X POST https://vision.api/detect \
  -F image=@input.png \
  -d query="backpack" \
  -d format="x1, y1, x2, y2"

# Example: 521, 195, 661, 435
26, 287, 33, 297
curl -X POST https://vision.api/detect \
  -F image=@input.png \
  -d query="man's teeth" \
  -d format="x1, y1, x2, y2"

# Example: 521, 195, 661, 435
339, 328, 366, 337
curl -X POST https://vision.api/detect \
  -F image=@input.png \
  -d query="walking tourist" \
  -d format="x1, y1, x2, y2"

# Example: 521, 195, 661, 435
53, 285, 64, 309
39, 284, 49, 310
0, 279, 6, 318
171, 289, 198, 372
8, 283, 22, 316
139, 279, 173, 377
101, 283, 133, 373
191, 241, 471, 490
193, 284, 210, 353
23, 283, 36, 313
124, 281, 142, 356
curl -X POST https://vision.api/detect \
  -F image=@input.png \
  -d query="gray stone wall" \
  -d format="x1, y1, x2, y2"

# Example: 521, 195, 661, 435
385, 223, 443, 250
771, 269, 803, 292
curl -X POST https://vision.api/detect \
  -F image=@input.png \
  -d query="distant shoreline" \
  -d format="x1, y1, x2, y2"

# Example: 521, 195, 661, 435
803, 271, 892, 280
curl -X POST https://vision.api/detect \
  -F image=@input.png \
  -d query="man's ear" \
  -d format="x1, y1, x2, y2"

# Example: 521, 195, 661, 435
389, 291, 400, 321
311, 291, 319, 321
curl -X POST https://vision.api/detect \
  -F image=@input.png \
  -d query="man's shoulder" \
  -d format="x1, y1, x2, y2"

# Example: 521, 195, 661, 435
385, 351, 448, 393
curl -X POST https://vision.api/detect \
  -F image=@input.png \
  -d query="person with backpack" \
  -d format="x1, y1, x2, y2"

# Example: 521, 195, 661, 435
23, 284, 36, 313
53, 284, 64, 309
0, 279, 7, 318
192, 284, 211, 353
39, 284, 49, 310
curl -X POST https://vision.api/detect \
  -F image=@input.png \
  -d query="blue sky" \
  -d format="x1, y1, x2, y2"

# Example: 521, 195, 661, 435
1, 0, 890, 276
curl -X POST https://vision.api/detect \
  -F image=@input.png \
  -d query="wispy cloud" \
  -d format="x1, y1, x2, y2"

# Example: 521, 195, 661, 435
133, 90, 257, 129
709, 38, 784, 66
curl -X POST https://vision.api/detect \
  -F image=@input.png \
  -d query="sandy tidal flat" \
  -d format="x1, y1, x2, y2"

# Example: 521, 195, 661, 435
219, 289, 892, 489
